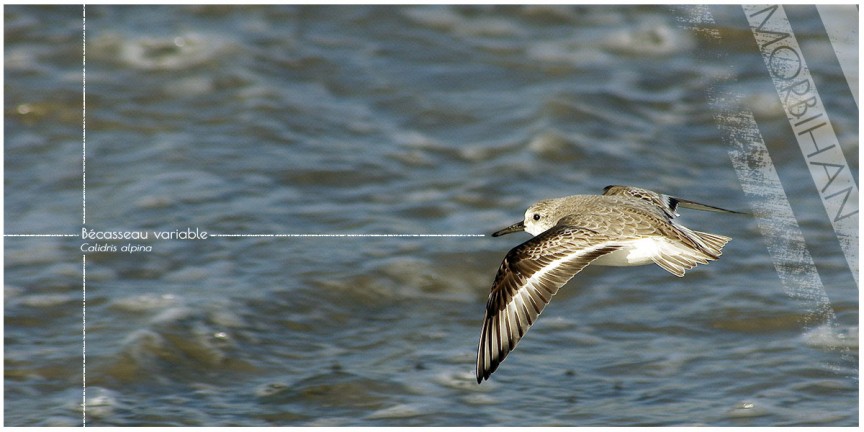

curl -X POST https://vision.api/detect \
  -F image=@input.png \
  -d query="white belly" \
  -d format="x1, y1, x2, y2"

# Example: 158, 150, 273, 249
591, 238, 667, 267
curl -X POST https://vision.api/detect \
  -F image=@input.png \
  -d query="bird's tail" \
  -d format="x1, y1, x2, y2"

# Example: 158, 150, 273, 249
651, 230, 732, 277
691, 230, 731, 258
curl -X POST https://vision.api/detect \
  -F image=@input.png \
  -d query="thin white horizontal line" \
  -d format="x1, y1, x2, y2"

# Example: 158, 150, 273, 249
3, 233, 487, 238
4, 234, 79, 237
209, 233, 486, 238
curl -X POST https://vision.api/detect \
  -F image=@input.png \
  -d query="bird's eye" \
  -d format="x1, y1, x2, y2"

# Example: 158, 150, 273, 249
533, 214, 541, 221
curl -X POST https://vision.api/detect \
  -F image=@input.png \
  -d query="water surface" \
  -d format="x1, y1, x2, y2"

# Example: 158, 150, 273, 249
5, 5, 858, 426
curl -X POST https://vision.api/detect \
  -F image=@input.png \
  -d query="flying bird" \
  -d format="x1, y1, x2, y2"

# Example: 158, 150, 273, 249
476, 185, 744, 383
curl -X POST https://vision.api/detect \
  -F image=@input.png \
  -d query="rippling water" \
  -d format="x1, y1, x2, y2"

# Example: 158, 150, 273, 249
5, 5, 858, 426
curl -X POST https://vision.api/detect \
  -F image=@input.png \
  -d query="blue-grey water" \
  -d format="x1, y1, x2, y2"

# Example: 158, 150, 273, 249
4, 5, 858, 426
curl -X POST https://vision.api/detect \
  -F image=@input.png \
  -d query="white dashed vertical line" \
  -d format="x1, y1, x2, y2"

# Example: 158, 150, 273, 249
81, 5, 87, 427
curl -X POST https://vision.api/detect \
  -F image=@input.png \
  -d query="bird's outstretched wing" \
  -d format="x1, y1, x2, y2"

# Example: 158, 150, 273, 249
476, 222, 620, 383
602, 185, 746, 218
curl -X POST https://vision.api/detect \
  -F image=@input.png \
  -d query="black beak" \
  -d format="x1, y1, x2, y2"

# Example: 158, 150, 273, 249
492, 220, 525, 237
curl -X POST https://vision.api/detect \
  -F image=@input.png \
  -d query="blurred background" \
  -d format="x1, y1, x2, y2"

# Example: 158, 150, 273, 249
4, 5, 857, 426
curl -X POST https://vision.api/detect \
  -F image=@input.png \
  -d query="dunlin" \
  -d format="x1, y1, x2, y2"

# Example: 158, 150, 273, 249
476, 185, 743, 383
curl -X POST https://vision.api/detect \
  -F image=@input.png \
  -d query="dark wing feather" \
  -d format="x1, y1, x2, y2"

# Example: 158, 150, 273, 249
476, 224, 620, 383
603, 185, 746, 216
